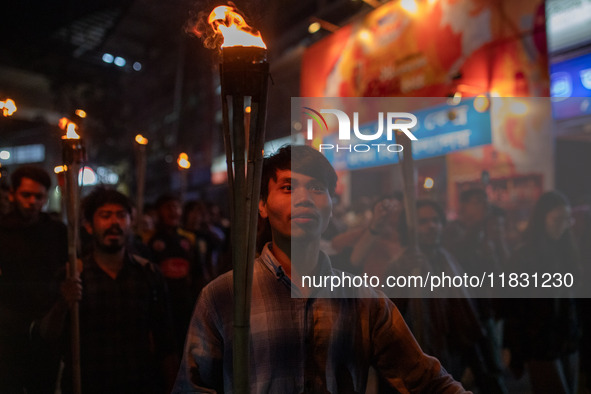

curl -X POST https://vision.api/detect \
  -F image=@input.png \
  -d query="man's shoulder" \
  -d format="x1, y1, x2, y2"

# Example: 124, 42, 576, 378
30, 213, 67, 234
201, 269, 235, 297
198, 259, 271, 302
127, 253, 162, 276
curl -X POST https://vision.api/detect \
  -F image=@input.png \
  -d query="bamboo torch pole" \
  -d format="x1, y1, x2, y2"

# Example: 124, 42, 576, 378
396, 129, 418, 252
60, 119, 85, 394
197, 5, 269, 391
396, 126, 426, 344
220, 46, 269, 394
134, 134, 148, 235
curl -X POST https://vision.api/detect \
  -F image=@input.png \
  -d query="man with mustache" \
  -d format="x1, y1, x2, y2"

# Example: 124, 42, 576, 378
173, 145, 469, 393
41, 187, 177, 394
0, 165, 67, 393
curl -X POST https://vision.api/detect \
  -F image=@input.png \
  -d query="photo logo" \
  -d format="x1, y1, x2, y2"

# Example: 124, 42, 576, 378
303, 108, 418, 153
302, 107, 328, 137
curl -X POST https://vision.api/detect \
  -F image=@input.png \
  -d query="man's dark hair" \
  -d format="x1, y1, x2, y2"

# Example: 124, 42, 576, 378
373, 192, 403, 209
459, 188, 487, 205
155, 193, 181, 210
11, 165, 51, 191
82, 186, 133, 223
398, 200, 447, 246
417, 199, 447, 226
260, 145, 337, 201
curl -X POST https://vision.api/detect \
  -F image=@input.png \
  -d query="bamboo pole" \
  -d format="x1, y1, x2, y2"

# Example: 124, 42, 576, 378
396, 130, 426, 345
231, 95, 251, 393
135, 142, 147, 235
219, 46, 269, 394
62, 139, 84, 394
396, 131, 418, 252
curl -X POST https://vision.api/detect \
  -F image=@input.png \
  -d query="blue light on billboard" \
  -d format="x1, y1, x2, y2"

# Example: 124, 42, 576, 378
550, 52, 591, 120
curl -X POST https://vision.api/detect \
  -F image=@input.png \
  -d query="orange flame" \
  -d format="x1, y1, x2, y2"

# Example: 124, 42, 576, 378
54, 165, 66, 174
135, 134, 149, 145
177, 153, 191, 169
1, 98, 17, 117
207, 5, 266, 49
59, 117, 81, 139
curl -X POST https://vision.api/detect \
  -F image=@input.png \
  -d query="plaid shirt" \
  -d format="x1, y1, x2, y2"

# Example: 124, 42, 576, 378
65, 253, 175, 394
173, 244, 467, 393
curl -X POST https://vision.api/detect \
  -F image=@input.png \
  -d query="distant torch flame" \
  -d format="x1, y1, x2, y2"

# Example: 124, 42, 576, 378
135, 134, 148, 145
75, 109, 87, 118
59, 117, 81, 139
208, 5, 266, 49
54, 165, 66, 174
0, 98, 17, 117
177, 153, 191, 169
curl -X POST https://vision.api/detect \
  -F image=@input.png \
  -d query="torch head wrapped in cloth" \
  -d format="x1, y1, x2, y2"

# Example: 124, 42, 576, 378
59, 118, 86, 165
207, 5, 268, 98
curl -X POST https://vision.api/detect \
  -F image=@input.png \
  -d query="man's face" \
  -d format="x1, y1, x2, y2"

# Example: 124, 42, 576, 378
417, 205, 442, 247
461, 197, 488, 227
545, 205, 573, 241
10, 177, 48, 221
158, 200, 182, 228
86, 203, 131, 253
259, 169, 332, 243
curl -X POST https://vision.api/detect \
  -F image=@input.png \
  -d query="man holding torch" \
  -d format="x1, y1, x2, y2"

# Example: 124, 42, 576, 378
0, 165, 67, 393
173, 145, 469, 393
39, 187, 178, 394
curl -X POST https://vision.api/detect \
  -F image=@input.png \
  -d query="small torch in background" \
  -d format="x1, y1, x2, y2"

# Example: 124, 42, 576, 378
58, 115, 86, 394
177, 152, 191, 201
0, 98, 17, 117
134, 134, 148, 235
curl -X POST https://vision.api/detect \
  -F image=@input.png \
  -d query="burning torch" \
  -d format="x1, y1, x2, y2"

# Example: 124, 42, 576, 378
0, 98, 17, 117
197, 4, 269, 392
177, 152, 191, 201
134, 134, 148, 234
59, 116, 86, 394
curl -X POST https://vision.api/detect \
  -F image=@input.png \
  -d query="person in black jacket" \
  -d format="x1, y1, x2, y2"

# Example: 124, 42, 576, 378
504, 191, 581, 394
0, 165, 67, 393
41, 187, 177, 394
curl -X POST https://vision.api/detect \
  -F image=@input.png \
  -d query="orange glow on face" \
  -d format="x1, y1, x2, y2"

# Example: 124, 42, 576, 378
59, 117, 80, 139
135, 134, 148, 145
177, 153, 191, 169
208, 5, 266, 49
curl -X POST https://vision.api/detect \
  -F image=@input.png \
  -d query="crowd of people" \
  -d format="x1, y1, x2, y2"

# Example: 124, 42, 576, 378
0, 146, 589, 393
0, 166, 231, 393
326, 184, 590, 394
